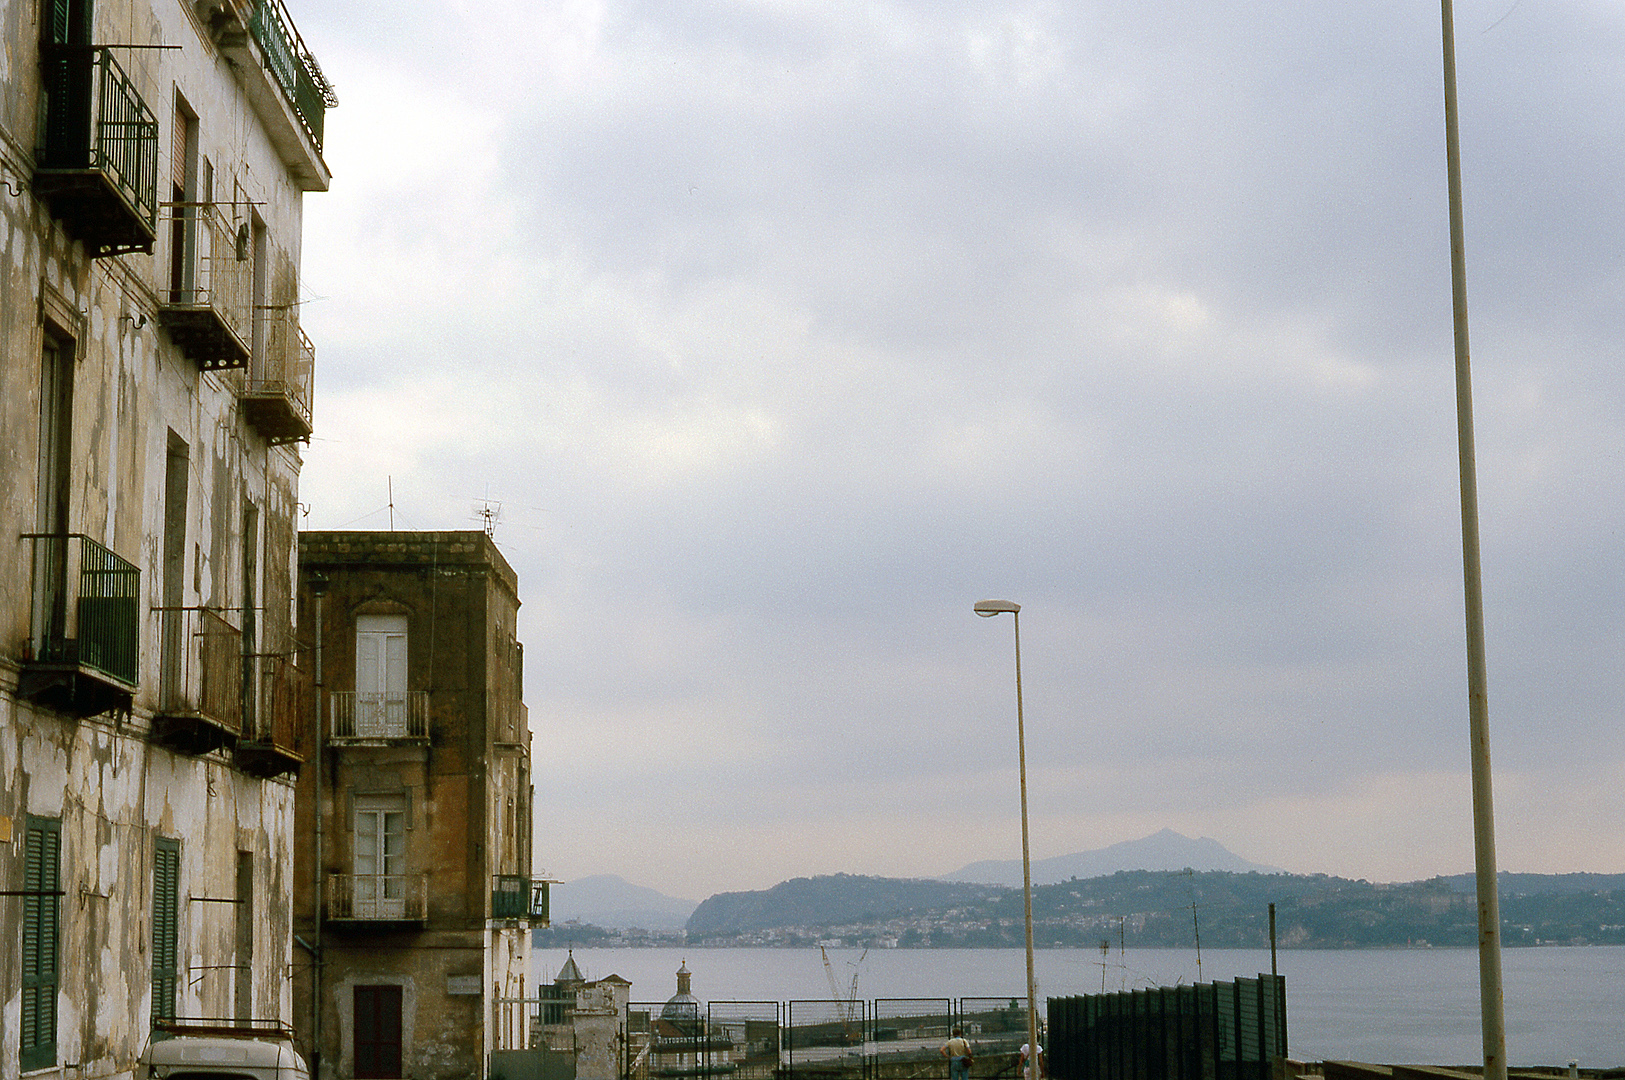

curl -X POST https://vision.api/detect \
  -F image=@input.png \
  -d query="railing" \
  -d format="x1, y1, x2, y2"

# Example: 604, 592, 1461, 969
242, 304, 314, 441
492, 875, 551, 922
492, 698, 529, 745
35, 45, 160, 251
161, 201, 253, 365
329, 690, 429, 740
325, 873, 427, 921
248, 0, 335, 151
255, 652, 309, 751
234, 651, 309, 776
155, 607, 243, 730
24, 533, 139, 685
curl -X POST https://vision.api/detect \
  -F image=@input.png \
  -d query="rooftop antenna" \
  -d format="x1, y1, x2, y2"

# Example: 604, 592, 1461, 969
472, 497, 502, 538
387, 476, 395, 532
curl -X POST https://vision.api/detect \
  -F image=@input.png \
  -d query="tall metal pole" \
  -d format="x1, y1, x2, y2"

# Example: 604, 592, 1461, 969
1012, 610, 1039, 1080
310, 576, 327, 1080
977, 599, 1040, 1078
1438, 5, 1507, 1078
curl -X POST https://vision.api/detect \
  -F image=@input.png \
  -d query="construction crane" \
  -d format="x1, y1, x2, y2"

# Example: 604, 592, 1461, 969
820, 947, 866, 1044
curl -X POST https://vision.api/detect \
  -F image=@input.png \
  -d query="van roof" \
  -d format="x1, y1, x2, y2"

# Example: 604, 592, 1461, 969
142, 1035, 305, 1072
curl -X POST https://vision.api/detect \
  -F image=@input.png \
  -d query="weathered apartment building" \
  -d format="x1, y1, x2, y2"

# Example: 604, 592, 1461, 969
294, 531, 545, 1080
0, 0, 330, 1077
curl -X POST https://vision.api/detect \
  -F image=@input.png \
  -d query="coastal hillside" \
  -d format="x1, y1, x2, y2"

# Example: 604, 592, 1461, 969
678, 869, 1625, 949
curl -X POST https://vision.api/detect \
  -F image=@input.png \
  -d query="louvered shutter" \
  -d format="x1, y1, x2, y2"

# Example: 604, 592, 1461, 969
21, 817, 61, 1072
152, 837, 180, 1026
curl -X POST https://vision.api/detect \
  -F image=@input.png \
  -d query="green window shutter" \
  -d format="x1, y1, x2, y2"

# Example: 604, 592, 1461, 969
22, 817, 61, 1073
44, 0, 70, 44
152, 837, 180, 1027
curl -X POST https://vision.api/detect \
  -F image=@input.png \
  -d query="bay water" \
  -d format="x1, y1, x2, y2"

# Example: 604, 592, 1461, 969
533, 945, 1625, 1069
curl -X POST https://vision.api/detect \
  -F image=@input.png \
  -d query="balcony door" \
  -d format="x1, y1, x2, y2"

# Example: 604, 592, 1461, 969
353, 984, 403, 1079
353, 793, 406, 918
355, 614, 406, 737
31, 332, 73, 657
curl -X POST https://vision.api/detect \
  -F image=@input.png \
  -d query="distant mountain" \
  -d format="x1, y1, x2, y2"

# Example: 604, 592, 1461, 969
942, 829, 1280, 886
550, 875, 698, 931
687, 874, 1000, 935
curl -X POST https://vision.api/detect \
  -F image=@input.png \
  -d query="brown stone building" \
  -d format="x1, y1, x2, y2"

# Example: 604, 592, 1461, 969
292, 531, 546, 1080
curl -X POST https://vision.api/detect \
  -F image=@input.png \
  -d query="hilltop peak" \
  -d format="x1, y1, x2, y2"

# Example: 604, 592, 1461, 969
942, 829, 1279, 886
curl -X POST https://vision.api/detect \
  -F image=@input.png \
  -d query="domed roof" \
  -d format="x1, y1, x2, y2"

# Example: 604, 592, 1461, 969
660, 961, 700, 1020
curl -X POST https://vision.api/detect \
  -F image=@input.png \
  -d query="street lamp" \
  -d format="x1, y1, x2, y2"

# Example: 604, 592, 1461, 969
974, 599, 1039, 1078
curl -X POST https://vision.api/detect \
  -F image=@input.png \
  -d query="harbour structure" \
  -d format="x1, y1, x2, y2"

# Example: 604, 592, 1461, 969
0, 0, 331, 1077
293, 530, 548, 1079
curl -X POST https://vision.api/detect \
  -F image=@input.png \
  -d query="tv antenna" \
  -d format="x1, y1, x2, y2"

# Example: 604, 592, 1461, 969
472, 498, 502, 537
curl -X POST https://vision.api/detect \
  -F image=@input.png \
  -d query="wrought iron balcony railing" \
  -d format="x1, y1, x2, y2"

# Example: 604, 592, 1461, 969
151, 607, 243, 755
248, 0, 335, 152
34, 45, 159, 257
22, 533, 139, 695
326, 873, 427, 922
329, 690, 429, 742
240, 304, 314, 444
492, 875, 551, 924
160, 202, 253, 369
235, 651, 309, 778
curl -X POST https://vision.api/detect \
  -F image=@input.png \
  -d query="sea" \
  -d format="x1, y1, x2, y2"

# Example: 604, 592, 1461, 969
532, 945, 1625, 1069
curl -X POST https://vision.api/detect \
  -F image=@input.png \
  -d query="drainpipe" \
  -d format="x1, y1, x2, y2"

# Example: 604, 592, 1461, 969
308, 573, 328, 1080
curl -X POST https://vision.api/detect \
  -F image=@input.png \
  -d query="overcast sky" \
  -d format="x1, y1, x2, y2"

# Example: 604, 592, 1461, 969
292, 0, 1625, 901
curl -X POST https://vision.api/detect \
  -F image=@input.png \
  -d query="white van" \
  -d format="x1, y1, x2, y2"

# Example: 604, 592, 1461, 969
140, 1035, 310, 1080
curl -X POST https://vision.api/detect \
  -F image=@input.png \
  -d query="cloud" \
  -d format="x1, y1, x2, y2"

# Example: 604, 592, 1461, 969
295, 0, 1625, 897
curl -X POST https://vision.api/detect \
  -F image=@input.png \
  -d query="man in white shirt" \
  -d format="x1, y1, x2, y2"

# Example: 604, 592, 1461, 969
940, 1028, 972, 1080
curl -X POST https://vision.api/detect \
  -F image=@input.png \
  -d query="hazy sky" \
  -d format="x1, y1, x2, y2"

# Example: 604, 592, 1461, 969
293, 0, 1625, 901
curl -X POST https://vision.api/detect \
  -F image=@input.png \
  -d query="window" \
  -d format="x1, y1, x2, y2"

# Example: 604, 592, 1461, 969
153, 836, 180, 1026
353, 984, 403, 1078
354, 614, 407, 737
234, 849, 254, 1022
21, 816, 61, 1072
30, 330, 74, 658
353, 793, 407, 918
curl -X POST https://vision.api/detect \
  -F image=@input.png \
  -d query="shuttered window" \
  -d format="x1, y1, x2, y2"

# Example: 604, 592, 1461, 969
22, 816, 61, 1072
152, 837, 180, 1026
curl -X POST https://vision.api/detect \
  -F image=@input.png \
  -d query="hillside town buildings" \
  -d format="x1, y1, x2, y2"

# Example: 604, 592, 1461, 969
293, 531, 545, 1080
0, 0, 331, 1078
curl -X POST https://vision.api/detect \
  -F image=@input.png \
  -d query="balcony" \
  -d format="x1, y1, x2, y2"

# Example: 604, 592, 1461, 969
239, 304, 314, 444
330, 690, 429, 743
234, 651, 308, 778
34, 45, 160, 257
492, 875, 551, 926
325, 873, 427, 926
19, 533, 139, 717
160, 202, 252, 370
208, 0, 334, 191
151, 607, 243, 755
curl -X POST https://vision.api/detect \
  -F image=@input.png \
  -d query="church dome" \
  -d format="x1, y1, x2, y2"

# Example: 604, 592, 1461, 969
660, 961, 700, 1021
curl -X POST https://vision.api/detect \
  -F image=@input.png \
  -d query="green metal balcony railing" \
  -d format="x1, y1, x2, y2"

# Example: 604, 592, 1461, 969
492, 876, 551, 923
35, 45, 159, 256
248, 0, 336, 151
24, 533, 139, 686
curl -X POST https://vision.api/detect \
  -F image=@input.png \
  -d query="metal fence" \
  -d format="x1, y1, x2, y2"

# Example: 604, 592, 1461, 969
1047, 975, 1286, 1080
502, 984, 1286, 1080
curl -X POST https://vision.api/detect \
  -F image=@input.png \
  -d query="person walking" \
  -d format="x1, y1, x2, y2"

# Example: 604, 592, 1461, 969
940, 1027, 973, 1080
1020, 1038, 1044, 1080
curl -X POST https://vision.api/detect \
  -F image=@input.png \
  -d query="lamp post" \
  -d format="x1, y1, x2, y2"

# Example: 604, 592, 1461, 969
974, 599, 1039, 1079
